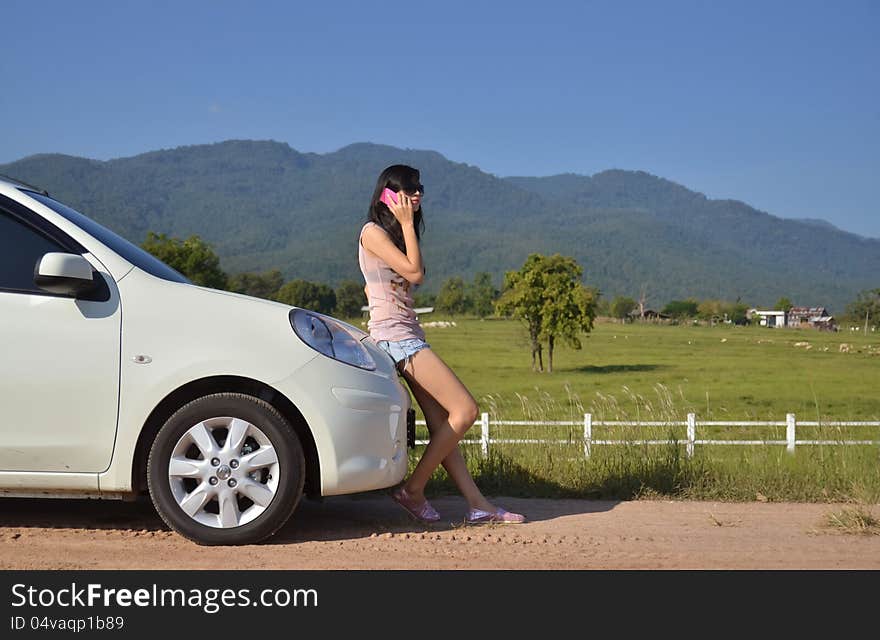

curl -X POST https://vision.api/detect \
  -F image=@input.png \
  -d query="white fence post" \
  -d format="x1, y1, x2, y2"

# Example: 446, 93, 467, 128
786, 413, 796, 454
481, 412, 490, 458
686, 413, 696, 458
584, 413, 592, 459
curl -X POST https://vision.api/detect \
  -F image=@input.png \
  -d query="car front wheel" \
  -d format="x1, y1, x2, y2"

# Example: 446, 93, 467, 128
147, 393, 305, 545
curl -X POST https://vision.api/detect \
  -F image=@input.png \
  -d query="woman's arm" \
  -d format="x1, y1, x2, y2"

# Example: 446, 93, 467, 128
361, 193, 424, 284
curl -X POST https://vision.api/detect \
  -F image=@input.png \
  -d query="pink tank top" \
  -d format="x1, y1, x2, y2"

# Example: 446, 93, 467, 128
358, 221, 426, 341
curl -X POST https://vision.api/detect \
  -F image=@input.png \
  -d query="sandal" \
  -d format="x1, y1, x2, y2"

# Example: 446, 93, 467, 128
466, 507, 526, 524
392, 486, 440, 523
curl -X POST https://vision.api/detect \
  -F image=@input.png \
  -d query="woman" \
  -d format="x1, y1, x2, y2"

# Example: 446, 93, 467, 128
358, 164, 525, 524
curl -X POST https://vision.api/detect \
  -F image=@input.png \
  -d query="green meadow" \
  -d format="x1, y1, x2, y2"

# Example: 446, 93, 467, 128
388, 317, 880, 503
418, 317, 880, 421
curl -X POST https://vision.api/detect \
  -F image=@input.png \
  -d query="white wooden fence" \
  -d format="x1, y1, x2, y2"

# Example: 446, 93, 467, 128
414, 413, 880, 458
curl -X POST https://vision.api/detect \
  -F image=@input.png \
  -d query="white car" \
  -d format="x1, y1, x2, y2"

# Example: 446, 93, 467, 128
0, 176, 413, 545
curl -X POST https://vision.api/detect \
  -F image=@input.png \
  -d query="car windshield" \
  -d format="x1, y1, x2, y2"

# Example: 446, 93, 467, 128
22, 190, 192, 285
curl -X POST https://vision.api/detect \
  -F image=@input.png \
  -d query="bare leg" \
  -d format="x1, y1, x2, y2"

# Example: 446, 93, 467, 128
398, 348, 496, 512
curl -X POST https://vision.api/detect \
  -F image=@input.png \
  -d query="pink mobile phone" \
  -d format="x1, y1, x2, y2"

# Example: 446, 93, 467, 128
380, 188, 399, 206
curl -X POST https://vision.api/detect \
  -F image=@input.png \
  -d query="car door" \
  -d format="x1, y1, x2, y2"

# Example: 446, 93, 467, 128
0, 201, 121, 472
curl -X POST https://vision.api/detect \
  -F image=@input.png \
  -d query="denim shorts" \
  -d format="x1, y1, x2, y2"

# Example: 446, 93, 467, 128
375, 337, 431, 372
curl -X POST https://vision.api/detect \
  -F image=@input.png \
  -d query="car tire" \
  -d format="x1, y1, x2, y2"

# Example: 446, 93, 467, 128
147, 393, 305, 545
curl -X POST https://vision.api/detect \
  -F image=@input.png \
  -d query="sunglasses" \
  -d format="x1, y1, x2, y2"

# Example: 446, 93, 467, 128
396, 184, 424, 196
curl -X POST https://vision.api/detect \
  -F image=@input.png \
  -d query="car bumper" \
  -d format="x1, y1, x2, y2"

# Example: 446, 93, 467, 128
273, 349, 412, 496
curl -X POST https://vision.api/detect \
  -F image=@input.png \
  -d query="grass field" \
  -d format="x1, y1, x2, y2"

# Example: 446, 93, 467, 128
359, 316, 880, 502
414, 316, 880, 422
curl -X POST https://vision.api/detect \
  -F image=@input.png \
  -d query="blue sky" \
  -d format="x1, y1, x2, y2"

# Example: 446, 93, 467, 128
3, 0, 878, 237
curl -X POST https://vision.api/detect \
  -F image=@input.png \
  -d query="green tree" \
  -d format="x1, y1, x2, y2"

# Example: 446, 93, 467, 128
141, 232, 228, 289
662, 299, 699, 319
594, 296, 611, 318
436, 276, 469, 316
775, 297, 794, 312
496, 255, 548, 371
335, 279, 367, 318
539, 256, 597, 372
583, 286, 604, 318
275, 279, 336, 314
610, 296, 637, 322
845, 288, 880, 329
468, 271, 498, 318
697, 299, 724, 322
723, 302, 750, 325
413, 292, 436, 309
497, 253, 596, 372
229, 269, 284, 300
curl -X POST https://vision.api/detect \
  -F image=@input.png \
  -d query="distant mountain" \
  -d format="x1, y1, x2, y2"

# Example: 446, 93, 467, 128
793, 217, 841, 232
505, 171, 878, 313
2, 141, 877, 313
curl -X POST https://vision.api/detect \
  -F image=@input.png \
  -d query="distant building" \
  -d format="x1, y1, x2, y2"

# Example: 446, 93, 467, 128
747, 306, 836, 330
748, 309, 787, 328
810, 316, 837, 331
787, 306, 830, 327
627, 308, 671, 321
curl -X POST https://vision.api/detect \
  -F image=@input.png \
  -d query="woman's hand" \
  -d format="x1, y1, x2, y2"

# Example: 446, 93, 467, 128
361, 215, 425, 285
386, 191, 415, 226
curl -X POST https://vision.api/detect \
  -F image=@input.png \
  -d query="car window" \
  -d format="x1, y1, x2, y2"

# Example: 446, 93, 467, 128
22, 190, 192, 285
0, 211, 68, 294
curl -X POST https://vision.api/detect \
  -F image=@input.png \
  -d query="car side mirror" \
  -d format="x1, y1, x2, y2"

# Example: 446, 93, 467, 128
34, 252, 101, 298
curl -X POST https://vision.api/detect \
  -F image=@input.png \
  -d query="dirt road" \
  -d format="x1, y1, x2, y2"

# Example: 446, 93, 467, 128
0, 495, 877, 569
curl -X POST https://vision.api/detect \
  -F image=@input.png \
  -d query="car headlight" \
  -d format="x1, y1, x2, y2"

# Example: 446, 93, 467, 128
289, 309, 376, 370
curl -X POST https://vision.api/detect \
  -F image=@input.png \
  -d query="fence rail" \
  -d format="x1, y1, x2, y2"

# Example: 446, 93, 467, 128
413, 413, 880, 458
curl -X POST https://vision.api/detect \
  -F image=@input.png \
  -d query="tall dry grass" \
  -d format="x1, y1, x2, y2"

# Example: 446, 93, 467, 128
411, 384, 880, 503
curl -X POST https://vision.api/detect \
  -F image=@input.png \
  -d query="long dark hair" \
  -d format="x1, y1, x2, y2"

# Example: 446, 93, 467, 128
367, 164, 425, 254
